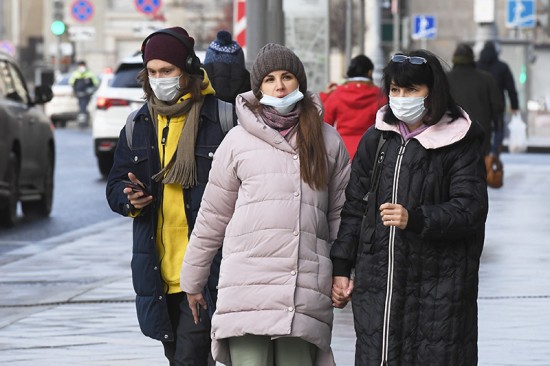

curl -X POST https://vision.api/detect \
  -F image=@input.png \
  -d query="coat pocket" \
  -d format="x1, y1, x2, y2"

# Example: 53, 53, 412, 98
195, 145, 217, 184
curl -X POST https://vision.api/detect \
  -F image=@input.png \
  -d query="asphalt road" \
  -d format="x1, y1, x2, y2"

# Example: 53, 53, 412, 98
0, 123, 118, 251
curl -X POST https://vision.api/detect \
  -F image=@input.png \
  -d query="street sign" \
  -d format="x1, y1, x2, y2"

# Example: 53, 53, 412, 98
68, 26, 96, 41
412, 15, 436, 40
132, 22, 163, 37
71, 0, 94, 23
134, 0, 162, 15
506, 0, 536, 28
0, 40, 16, 57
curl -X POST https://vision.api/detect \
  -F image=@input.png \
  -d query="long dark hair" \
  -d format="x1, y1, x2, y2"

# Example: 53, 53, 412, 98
382, 49, 463, 125
137, 68, 206, 102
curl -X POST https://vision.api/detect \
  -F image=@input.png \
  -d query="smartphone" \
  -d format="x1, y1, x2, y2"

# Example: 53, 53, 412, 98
122, 179, 151, 197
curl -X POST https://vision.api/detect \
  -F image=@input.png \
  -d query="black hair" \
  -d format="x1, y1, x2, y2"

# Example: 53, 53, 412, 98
382, 49, 464, 125
346, 55, 374, 78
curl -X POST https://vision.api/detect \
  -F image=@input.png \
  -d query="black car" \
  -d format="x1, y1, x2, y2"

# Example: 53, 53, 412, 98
0, 52, 55, 227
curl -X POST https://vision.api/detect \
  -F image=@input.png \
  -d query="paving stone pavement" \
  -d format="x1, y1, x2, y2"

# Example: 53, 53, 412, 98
0, 152, 549, 365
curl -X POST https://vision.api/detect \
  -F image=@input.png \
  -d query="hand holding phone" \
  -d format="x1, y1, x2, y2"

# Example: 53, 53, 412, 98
122, 179, 151, 197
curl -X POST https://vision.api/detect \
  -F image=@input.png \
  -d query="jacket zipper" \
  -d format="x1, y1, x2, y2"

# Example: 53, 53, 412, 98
380, 140, 407, 366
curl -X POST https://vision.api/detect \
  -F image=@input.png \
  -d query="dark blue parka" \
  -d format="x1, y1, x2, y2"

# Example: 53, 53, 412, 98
106, 95, 226, 342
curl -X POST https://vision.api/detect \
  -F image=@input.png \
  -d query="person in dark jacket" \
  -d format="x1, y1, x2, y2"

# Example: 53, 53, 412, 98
477, 41, 520, 153
448, 43, 503, 155
319, 54, 387, 159
203, 30, 251, 104
106, 26, 228, 366
330, 50, 488, 366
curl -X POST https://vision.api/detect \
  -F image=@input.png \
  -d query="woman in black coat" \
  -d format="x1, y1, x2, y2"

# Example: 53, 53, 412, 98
330, 50, 488, 366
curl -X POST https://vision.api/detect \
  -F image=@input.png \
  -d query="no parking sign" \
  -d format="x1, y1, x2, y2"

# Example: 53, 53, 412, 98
71, 0, 94, 23
135, 0, 162, 15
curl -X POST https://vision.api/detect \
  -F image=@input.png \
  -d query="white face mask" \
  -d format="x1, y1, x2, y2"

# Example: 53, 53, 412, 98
389, 96, 427, 124
260, 88, 304, 114
78, 66, 86, 73
149, 76, 181, 102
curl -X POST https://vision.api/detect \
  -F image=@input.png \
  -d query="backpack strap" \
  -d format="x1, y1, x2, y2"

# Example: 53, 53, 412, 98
124, 109, 139, 150
217, 99, 236, 134
125, 100, 235, 150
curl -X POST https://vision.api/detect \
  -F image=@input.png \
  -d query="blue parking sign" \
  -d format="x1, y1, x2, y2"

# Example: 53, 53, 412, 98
412, 15, 436, 40
507, 0, 536, 28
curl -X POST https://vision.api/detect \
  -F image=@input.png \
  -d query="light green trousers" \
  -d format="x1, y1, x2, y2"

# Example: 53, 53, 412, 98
228, 334, 317, 366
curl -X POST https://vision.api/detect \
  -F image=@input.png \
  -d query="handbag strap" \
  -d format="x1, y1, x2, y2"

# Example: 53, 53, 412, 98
362, 132, 387, 243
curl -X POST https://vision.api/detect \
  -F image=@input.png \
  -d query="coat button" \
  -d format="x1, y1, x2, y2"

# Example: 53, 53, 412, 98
294, 192, 299, 197
208, 152, 214, 157
290, 270, 296, 276
293, 155, 298, 160
288, 307, 294, 312
154, 266, 158, 271
158, 295, 163, 300
293, 231, 298, 236
164, 334, 168, 339
134, 156, 138, 162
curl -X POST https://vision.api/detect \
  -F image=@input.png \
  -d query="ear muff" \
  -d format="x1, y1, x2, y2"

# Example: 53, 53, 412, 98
141, 29, 202, 75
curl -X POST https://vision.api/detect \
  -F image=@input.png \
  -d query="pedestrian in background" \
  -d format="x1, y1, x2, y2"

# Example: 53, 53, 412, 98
69, 60, 99, 124
477, 40, 520, 154
203, 30, 251, 104
320, 55, 387, 159
106, 26, 232, 366
448, 43, 503, 156
331, 50, 488, 365
180, 43, 351, 366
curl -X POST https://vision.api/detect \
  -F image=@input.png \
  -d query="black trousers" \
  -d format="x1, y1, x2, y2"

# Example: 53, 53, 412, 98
162, 292, 213, 366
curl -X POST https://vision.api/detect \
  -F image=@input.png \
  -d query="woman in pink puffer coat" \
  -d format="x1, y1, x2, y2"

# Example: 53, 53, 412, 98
180, 43, 350, 366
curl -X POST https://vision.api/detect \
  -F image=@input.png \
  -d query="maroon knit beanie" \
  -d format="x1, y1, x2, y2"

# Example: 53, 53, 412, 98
142, 27, 195, 72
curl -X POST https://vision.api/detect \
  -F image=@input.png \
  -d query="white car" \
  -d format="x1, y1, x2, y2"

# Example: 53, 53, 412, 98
44, 74, 79, 127
92, 54, 145, 177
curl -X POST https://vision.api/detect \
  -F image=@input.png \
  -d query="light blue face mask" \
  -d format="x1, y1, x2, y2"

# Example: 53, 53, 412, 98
259, 88, 304, 114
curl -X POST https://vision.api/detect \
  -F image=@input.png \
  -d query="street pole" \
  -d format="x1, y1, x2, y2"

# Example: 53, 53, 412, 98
266, 0, 284, 45
55, 35, 61, 77
246, 0, 267, 67
391, 0, 400, 53
345, 0, 352, 67
365, 0, 385, 85
11, 0, 19, 56
358, 0, 365, 54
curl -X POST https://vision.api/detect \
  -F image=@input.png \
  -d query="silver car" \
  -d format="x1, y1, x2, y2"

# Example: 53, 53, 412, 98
0, 52, 55, 227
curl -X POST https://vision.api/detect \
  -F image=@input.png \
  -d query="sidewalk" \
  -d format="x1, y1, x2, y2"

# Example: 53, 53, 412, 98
0, 152, 549, 365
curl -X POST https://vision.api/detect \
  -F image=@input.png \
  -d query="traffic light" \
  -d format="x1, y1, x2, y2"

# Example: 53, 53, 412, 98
51, 0, 66, 36
51, 20, 66, 36
53, 0, 64, 21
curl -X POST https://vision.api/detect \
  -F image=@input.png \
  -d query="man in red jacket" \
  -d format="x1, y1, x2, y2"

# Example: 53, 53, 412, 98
320, 55, 387, 159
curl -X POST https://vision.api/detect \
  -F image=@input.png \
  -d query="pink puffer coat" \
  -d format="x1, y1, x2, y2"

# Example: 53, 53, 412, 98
180, 91, 350, 365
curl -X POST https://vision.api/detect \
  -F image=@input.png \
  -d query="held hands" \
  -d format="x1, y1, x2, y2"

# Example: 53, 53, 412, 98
123, 172, 153, 209
332, 276, 354, 308
380, 203, 408, 230
186, 292, 207, 325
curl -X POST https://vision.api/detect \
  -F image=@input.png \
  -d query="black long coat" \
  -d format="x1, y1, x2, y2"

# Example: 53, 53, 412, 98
331, 108, 488, 365
447, 64, 504, 155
